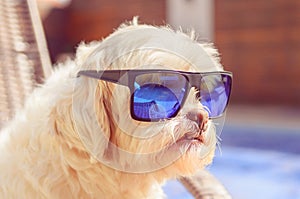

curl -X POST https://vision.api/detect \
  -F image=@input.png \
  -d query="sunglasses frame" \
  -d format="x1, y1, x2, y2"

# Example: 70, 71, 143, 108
77, 69, 233, 121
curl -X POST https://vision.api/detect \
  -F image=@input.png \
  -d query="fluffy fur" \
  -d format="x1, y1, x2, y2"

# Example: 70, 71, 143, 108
0, 20, 223, 199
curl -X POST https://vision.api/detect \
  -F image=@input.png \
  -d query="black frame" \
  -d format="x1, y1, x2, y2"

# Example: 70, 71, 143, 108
77, 69, 233, 121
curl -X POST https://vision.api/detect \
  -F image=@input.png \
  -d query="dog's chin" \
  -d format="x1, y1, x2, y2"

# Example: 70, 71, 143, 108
167, 116, 215, 151
153, 117, 216, 177
176, 135, 204, 153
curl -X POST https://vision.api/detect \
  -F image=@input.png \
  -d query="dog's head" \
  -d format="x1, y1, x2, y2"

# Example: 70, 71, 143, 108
68, 20, 232, 178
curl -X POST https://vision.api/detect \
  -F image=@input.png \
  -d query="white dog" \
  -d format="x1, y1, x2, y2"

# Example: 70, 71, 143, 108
0, 19, 232, 199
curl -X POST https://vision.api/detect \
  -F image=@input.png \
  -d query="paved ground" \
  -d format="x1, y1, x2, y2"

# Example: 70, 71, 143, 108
210, 146, 300, 199
163, 105, 300, 198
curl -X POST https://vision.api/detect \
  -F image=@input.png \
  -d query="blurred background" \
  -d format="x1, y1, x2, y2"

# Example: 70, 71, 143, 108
28, 0, 300, 198
41, 0, 300, 107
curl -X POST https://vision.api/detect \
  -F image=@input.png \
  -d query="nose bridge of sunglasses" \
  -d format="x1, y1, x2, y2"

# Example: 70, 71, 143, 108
176, 87, 203, 115
186, 73, 202, 90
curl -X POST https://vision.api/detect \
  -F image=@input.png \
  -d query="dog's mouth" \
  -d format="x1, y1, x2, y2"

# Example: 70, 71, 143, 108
167, 119, 216, 161
177, 130, 204, 145
171, 119, 207, 148
185, 133, 204, 143
181, 116, 208, 144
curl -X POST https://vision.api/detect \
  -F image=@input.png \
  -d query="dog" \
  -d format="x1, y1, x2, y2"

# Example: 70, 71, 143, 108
0, 19, 232, 199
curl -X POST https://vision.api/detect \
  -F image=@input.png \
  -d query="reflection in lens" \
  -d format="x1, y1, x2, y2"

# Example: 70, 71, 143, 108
133, 84, 179, 120
200, 74, 231, 118
133, 73, 187, 120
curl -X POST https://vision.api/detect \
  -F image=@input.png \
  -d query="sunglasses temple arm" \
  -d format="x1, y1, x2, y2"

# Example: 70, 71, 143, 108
77, 70, 128, 85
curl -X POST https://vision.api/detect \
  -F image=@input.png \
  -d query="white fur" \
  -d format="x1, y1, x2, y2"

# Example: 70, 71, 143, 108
0, 21, 223, 198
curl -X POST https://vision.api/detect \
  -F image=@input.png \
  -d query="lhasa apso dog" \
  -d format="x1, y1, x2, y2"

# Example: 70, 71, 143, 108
0, 19, 232, 199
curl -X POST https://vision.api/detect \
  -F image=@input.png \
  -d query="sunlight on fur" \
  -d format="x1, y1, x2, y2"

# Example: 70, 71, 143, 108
0, 19, 226, 199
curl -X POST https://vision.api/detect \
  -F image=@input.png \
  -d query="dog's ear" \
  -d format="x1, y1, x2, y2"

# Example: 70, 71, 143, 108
48, 73, 115, 164
71, 77, 118, 162
93, 81, 117, 160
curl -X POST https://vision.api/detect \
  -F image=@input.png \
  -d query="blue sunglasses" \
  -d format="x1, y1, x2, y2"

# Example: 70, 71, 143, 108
77, 69, 232, 122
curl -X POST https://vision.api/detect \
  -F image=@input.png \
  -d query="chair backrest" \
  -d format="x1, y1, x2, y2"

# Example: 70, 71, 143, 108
0, 0, 52, 129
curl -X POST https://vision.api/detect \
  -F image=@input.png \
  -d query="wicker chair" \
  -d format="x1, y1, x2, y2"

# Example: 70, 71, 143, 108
0, 0, 231, 198
0, 0, 51, 128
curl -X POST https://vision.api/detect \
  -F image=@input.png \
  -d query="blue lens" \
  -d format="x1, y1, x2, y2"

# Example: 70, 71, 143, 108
133, 73, 187, 120
200, 74, 231, 118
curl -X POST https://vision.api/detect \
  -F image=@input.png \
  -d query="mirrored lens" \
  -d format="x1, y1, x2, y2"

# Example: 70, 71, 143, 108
200, 74, 232, 118
133, 73, 187, 120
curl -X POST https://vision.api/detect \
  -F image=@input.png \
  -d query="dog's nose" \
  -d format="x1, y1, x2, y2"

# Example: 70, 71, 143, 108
186, 109, 209, 132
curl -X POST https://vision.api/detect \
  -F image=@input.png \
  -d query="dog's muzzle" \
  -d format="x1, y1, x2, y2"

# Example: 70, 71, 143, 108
186, 109, 209, 134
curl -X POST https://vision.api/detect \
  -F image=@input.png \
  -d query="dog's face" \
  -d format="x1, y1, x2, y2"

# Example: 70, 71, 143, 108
71, 23, 230, 179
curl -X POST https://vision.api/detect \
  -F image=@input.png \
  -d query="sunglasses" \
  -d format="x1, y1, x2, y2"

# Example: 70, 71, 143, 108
77, 69, 232, 122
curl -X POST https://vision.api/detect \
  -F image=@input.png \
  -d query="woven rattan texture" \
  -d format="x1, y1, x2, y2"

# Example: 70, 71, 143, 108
0, 0, 50, 128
